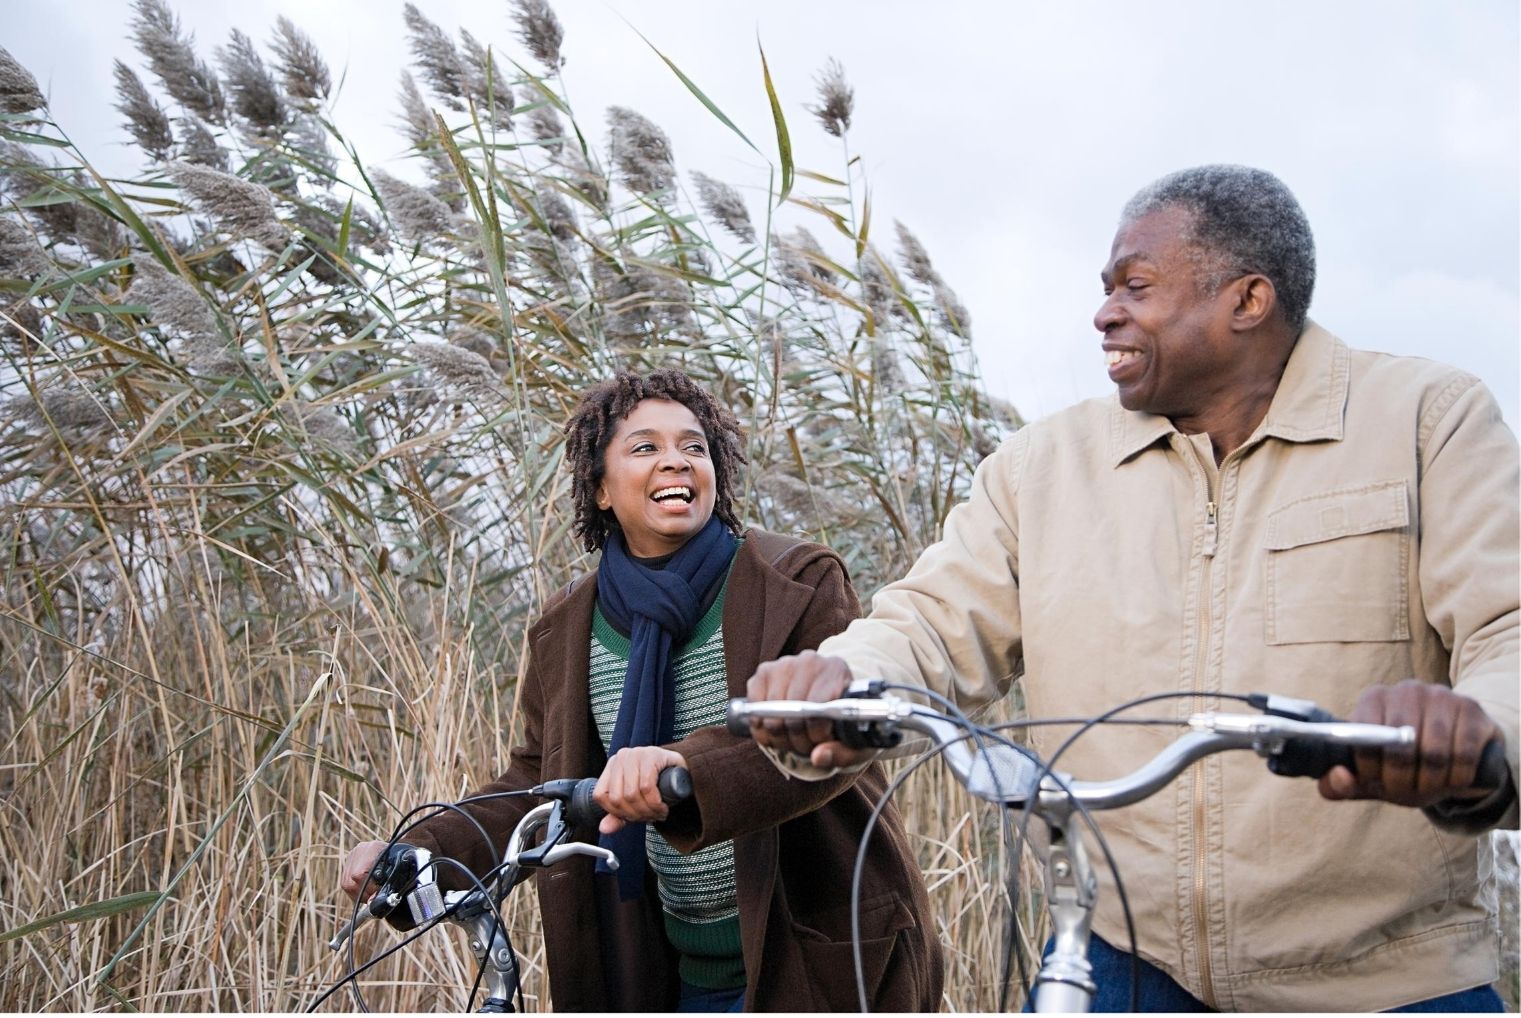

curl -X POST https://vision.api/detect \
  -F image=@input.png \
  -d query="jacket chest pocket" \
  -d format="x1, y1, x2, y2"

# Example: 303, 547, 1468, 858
1264, 481, 1411, 645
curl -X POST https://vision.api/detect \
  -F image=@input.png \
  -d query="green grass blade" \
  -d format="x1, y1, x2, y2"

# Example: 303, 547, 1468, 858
758, 41, 794, 204
0, 891, 163, 946
629, 21, 760, 156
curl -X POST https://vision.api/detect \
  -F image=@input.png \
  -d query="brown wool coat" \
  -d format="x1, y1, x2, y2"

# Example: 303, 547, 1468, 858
404, 529, 944, 1012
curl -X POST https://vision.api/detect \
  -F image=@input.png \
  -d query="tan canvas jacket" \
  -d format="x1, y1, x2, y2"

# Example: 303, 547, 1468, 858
789, 324, 1519, 1011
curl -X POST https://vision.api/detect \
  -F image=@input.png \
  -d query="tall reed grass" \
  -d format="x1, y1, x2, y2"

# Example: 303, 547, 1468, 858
0, 1, 1028, 1009
1, 2, 1513, 1013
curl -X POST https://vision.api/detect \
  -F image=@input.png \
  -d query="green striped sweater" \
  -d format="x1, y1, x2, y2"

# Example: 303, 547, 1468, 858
589, 577, 745, 990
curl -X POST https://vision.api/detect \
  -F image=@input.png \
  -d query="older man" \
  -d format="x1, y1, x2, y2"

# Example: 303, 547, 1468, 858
746, 165, 1518, 1011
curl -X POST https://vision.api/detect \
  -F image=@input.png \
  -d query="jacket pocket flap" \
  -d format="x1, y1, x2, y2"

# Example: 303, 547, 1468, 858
1265, 481, 1409, 551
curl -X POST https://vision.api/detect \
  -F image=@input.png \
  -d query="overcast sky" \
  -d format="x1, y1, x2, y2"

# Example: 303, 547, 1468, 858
10, 1, 1519, 427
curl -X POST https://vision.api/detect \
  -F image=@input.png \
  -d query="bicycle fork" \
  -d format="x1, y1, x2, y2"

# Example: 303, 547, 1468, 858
459, 903, 520, 1013
1028, 794, 1098, 1012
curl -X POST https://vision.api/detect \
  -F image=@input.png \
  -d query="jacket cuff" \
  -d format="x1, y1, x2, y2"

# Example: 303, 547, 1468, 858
758, 742, 875, 781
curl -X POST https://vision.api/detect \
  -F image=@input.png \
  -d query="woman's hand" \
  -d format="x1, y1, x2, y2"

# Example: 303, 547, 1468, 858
340, 840, 389, 901
594, 746, 687, 835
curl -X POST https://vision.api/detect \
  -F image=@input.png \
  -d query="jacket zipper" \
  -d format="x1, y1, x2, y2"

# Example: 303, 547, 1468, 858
1193, 499, 1217, 1007
1188, 439, 1220, 1007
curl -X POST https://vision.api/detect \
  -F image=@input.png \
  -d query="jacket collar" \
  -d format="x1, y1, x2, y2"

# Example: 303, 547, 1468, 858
1107, 320, 1349, 467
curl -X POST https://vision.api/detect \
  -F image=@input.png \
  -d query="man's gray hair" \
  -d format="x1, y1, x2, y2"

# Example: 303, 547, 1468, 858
1122, 165, 1316, 333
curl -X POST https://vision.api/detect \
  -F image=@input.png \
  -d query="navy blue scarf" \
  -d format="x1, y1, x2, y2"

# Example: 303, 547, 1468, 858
594, 516, 739, 899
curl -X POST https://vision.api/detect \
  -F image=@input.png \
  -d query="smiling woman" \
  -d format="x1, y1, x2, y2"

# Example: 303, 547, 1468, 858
338, 368, 944, 1012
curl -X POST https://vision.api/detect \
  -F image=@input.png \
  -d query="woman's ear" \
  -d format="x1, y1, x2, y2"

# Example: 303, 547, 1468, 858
595, 483, 610, 511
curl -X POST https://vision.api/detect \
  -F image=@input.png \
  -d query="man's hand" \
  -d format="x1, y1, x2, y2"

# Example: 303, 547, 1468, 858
745, 650, 871, 771
339, 840, 389, 901
594, 746, 687, 835
1319, 679, 1504, 808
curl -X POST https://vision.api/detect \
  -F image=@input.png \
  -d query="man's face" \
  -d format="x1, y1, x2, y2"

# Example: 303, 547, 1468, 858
1094, 206, 1241, 421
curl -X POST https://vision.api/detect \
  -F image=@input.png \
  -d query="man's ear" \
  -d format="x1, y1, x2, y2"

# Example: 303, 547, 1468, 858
1230, 274, 1277, 332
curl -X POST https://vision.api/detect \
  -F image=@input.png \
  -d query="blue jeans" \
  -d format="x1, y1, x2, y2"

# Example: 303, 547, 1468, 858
1024, 934, 1504, 1012
676, 979, 745, 1012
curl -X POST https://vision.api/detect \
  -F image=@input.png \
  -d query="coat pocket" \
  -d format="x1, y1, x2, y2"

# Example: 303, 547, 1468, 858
1264, 480, 1411, 645
789, 894, 916, 1011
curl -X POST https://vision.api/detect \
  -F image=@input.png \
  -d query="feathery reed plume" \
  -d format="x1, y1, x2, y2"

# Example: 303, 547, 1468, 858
808, 58, 853, 138
279, 402, 359, 458
126, 256, 219, 337
177, 116, 228, 169
167, 161, 290, 251
12, 385, 115, 437
288, 114, 337, 177
607, 106, 676, 196
0, 298, 41, 351
525, 92, 565, 153
372, 169, 454, 244
870, 333, 904, 393
411, 338, 506, 403
398, 71, 436, 146
558, 143, 607, 206
130, 0, 227, 124
533, 182, 576, 240
270, 16, 330, 109
449, 326, 497, 360
756, 467, 844, 524
402, 3, 466, 111
112, 61, 174, 161
218, 28, 290, 137
397, 71, 456, 186
594, 259, 694, 341
0, 216, 50, 278
0, 47, 47, 114
774, 226, 836, 292
935, 284, 971, 338
895, 220, 942, 287
859, 248, 898, 325
691, 171, 755, 244
460, 30, 513, 129
510, 0, 565, 70
0, 140, 44, 202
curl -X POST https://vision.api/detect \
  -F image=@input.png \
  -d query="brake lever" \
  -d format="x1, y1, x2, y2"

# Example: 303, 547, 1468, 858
328, 901, 376, 951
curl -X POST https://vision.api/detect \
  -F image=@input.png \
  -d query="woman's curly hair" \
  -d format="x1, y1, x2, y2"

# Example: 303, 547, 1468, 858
565, 369, 746, 552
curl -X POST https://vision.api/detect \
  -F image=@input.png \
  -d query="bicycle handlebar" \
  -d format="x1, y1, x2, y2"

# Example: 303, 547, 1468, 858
726, 692, 1508, 809
329, 766, 692, 952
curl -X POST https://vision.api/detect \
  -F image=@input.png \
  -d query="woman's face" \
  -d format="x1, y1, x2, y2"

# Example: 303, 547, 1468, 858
596, 398, 718, 558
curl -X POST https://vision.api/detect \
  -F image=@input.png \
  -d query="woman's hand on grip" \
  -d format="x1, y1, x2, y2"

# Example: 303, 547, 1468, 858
595, 746, 687, 834
340, 840, 389, 901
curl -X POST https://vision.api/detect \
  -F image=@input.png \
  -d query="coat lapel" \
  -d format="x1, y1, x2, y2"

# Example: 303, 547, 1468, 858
529, 574, 599, 774
720, 532, 815, 1003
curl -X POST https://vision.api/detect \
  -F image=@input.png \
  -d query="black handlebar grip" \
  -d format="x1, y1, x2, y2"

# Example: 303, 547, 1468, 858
1474, 738, 1511, 793
565, 766, 694, 830
726, 699, 751, 737
657, 766, 693, 803
1274, 731, 1511, 793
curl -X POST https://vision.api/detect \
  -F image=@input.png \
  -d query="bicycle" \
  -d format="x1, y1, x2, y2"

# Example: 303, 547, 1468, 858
725, 681, 1509, 1012
314, 768, 692, 1013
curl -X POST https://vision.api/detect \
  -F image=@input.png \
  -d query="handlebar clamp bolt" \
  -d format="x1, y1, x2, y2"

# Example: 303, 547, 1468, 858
1053, 859, 1072, 880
